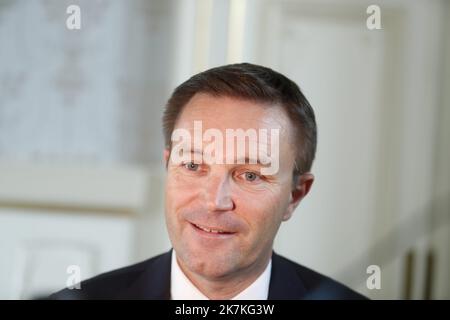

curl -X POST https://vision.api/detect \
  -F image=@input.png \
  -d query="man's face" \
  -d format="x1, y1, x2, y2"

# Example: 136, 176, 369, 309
164, 93, 311, 280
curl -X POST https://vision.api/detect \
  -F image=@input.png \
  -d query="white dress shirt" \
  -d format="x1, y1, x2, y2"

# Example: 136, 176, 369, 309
170, 250, 272, 300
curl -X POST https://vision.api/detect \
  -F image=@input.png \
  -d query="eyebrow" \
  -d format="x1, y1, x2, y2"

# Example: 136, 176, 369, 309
182, 148, 267, 166
235, 157, 264, 165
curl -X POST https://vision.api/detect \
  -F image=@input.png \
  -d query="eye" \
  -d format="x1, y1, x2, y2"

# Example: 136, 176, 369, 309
184, 162, 200, 171
243, 171, 260, 182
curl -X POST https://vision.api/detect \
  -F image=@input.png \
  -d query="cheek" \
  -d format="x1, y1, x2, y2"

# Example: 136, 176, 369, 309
165, 176, 185, 227
166, 170, 194, 203
235, 187, 289, 238
165, 173, 202, 222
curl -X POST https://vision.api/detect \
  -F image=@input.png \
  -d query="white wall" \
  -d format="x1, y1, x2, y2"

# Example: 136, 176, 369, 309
430, 0, 450, 299
0, 0, 176, 164
0, 0, 175, 299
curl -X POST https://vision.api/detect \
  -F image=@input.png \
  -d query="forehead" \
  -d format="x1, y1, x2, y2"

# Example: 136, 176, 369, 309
172, 93, 297, 175
176, 93, 292, 134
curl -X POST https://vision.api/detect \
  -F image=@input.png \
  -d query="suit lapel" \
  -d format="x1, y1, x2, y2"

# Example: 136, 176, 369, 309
118, 250, 172, 299
268, 251, 308, 299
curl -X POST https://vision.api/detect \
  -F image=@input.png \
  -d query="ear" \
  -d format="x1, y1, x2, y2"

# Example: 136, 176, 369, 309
163, 148, 170, 169
282, 173, 314, 221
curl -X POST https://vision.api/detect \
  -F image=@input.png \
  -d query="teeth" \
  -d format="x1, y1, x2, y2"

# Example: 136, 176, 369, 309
195, 224, 227, 234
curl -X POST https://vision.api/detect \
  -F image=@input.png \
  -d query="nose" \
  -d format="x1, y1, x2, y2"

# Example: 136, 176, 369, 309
204, 170, 235, 212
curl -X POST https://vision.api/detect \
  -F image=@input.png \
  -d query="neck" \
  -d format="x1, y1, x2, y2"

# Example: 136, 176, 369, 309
176, 251, 272, 300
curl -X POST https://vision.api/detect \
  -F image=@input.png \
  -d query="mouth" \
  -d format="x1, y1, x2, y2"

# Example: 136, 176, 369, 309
190, 222, 236, 237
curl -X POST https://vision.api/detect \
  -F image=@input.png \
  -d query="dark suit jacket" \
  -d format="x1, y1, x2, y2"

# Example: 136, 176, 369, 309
50, 250, 367, 299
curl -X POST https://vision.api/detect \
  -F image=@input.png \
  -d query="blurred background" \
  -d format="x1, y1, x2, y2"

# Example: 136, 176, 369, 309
0, 0, 449, 299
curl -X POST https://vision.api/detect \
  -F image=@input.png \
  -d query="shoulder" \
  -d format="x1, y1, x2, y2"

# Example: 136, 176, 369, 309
49, 251, 171, 299
270, 253, 368, 300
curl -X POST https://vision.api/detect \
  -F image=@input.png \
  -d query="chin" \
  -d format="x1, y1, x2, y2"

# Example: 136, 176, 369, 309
183, 249, 240, 279
192, 261, 236, 279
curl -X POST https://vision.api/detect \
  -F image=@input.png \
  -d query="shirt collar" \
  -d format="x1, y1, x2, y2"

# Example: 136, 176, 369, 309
170, 250, 272, 300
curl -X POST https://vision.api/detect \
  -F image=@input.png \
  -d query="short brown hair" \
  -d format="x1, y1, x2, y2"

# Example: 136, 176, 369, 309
162, 63, 317, 176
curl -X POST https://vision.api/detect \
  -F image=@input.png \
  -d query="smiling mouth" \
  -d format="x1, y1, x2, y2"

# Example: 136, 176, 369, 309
191, 222, 235, 235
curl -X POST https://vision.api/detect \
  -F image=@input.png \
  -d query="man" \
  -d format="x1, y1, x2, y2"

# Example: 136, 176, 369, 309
51, 63, 366, 300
